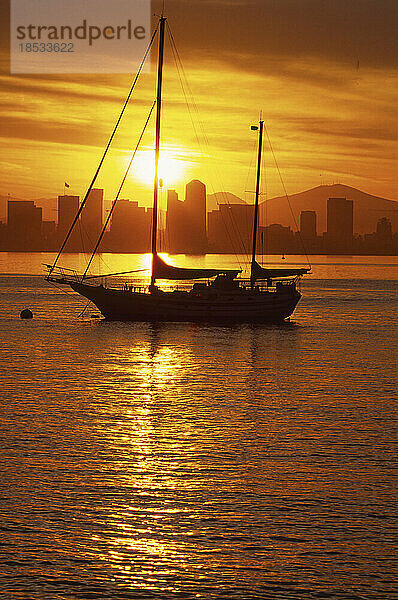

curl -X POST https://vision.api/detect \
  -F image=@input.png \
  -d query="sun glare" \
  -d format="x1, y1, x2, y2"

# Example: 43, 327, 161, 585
133, 149, 187, 187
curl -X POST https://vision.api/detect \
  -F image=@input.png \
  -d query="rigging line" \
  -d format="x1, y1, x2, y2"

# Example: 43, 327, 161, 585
166, 23, 246, 261
179, 93, 248, 259
217, 202, 249, 260
168, 25, 214, 159
166, 35, 218, 172
166, 27, 245, 261
77, 300, 91, 318
166, 26, 203, 163
47, 279, 79, 298
78, 220, 113, 276
46, 279, 93, 317
217, 194, 250, 263
260, 133, 268, 263
166, 24, 202, 145
218, 191, 250, 259
243, 133, 259, 262
166, 23, 247, 266
82, 100, 156, 280
264, 123, 312, 269
78, 212, 85, 255
244, 136, 258, 199
84, 268, 148, 279
49, 25, 159, 276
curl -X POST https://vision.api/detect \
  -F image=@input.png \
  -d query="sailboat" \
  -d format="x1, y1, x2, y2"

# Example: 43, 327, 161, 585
46, 15, 310, 322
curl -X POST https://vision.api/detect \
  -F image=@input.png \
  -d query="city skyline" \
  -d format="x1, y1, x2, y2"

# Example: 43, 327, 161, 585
1, 179, 397, 255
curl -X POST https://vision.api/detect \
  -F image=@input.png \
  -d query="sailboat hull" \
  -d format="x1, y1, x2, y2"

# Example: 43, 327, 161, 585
70, 282, 302, 323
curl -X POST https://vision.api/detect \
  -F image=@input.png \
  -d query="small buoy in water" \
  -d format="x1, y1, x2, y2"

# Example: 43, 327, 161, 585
20, 308, 33, 319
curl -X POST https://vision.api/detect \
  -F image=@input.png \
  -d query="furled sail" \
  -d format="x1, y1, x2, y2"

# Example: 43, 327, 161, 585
153, 254, 240, 280
252, 260, 310, 280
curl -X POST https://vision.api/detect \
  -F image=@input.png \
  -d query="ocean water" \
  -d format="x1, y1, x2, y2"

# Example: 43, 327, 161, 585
0, 254, 397, 599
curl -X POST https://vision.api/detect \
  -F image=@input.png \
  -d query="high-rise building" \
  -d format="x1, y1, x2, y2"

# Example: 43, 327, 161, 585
42, 221, 56, 250
165, 189, 187, 253
207, 206, 229, 252
57, 194, 80, 251
262, 223, 294, 253
7, 200, 42, 250
184, 180, 207, 253
81, 188, 103, 250
376, 217, 392, 239
110, 199, 150, 252
300, 211, 317, 239
0, 221, 6, 250
326, 197, 353, 251
208, 203, 254, 253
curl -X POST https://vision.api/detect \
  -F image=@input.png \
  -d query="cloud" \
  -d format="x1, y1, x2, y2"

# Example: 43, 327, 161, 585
159, 0, 398, 70
0, 0, 396, 202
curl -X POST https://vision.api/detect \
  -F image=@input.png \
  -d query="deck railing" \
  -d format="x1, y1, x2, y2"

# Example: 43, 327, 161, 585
44, 265, 80, 283
45, 266, 300, 294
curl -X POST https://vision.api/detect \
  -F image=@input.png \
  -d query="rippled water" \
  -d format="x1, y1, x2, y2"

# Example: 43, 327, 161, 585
0, 262, 397, 599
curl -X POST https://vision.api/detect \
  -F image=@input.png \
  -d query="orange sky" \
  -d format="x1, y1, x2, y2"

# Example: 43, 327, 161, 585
0, 0, 397, 211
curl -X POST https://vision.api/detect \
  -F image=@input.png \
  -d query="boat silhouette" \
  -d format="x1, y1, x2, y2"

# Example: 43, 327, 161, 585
46, 15, 310, 322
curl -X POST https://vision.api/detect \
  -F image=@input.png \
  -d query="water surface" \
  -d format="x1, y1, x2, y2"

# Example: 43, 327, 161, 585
0, 256, 397, 599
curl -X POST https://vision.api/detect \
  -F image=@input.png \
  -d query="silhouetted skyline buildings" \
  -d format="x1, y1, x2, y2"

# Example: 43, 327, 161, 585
300, 211, 317, 241
57, 194, 80, 251
81, 188, 103, 251
7, 200, 43, 251
326, 197, 354, 253
0, 181, 397, 255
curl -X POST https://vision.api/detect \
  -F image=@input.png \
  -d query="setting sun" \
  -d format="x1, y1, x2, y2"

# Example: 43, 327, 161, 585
133, 148, 188, 187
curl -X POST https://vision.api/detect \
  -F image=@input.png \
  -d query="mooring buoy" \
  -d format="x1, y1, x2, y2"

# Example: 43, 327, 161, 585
20, 308, 33, 319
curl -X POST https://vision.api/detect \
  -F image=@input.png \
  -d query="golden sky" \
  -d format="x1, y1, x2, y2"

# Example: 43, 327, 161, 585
0, 0, 397, 209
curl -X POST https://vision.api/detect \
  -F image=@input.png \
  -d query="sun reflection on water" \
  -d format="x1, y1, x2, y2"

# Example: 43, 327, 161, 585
84, 331, 203, 592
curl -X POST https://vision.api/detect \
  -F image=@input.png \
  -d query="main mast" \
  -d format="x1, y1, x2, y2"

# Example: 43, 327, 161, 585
150, 16, 166, 288
250, 119, 264, 288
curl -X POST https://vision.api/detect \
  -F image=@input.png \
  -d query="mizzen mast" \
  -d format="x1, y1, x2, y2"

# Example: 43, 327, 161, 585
250, 119, 264, 288
150, 16, 166, 288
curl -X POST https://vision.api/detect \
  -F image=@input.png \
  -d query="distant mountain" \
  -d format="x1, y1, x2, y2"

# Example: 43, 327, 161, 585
207, 191, 247, 212
259, 184, 398, 234
206, 184, 398, 234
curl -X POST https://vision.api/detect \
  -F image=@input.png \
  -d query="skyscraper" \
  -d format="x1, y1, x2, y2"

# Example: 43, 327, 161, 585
42, 220, 56, 250
81, 188, 103, 250
110, 199, 150, 252
57, 194, 80, 251
184, 180, 207, 254
207, 203, 254, 253
327, 197, 353, 252
376, 217, 392, 239
300, 211, 317, 240
7, 200, 42, 250
165, 189, 187, 253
